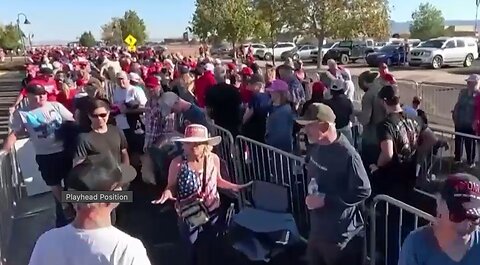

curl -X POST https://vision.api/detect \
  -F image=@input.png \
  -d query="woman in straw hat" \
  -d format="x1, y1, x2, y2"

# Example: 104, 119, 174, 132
152, 124, 251, 265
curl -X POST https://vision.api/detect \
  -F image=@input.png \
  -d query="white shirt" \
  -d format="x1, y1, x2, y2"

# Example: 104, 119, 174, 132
28, 224, 151, 265
112, 86, 147, 130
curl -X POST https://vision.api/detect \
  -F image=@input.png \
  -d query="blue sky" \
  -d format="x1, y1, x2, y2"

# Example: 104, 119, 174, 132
0, 0, 478, 42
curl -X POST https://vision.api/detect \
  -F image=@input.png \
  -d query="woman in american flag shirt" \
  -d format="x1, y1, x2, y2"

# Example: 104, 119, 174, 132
152, 124, 251, 265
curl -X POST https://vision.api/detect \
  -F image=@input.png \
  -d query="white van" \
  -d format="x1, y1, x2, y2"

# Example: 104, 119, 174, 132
408, 37, 479, 69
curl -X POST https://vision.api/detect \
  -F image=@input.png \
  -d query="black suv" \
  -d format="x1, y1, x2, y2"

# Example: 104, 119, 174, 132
322, 40, 375, 65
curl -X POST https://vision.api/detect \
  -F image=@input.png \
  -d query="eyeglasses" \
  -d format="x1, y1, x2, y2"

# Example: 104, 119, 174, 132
90, 113, 108, 118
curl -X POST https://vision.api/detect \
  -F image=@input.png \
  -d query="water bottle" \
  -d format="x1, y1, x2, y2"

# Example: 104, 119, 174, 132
308, 178, 320, 195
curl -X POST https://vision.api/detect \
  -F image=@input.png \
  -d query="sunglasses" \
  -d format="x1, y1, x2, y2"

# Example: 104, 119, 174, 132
90, 113, 108, 118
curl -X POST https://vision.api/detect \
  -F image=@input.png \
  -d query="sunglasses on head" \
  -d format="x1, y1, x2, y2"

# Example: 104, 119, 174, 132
90, 113, 108, 118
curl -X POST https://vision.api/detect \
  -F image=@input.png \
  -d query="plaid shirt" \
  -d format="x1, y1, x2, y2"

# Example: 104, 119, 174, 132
144, 95, 163, 148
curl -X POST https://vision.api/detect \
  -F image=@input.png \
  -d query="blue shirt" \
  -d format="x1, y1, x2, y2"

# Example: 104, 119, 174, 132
180, 104, 208, 132
265, 104, 294, 152
399, 226, 480, 265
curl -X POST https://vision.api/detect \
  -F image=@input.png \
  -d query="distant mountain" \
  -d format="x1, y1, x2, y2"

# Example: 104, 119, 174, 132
390, 20, 478, 33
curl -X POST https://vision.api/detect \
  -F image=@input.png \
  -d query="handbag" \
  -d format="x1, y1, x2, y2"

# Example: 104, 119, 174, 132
177, 155, 211, 228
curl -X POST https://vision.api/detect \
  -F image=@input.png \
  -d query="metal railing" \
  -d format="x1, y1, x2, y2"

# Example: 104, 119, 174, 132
369, 194, 435, 265
235, 135, 310, 237
418, 83, 459, 126
0, 151, 24, 265
209, 123, 239, 184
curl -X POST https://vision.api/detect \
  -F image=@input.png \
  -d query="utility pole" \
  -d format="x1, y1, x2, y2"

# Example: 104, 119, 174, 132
475, 0, 480, 37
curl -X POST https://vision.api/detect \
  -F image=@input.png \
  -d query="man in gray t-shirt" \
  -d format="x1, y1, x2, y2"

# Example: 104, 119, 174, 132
398, 173, 480, 265
3, 84, 74, 226
296, 103, 371, 265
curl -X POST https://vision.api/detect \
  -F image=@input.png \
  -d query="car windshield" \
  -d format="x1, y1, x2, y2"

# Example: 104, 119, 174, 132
380, 45, 399, 52
323, 42, 336, 48
419, 40, 445, 48
338, 41, 352, 47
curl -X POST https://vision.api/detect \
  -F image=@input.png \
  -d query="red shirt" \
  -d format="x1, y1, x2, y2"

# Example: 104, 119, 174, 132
380, 72, 396, 85
194, 71, 216, 108
56, 89, 77, 112
239, 83, 253, 104
22, 77, 59, 101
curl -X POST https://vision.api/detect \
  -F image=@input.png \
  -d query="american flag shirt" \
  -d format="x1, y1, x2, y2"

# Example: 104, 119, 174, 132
177, 155, 220, 212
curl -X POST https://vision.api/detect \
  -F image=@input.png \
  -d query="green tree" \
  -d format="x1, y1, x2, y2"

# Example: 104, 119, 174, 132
252, 0, 293, 62
101, 17, 123, 45
119, 10, 148, 45
190, 0, 217, 42
78, 31, 97, 47
289, 0, 390, 68
191, 0, 257, 57
409, 3, 445, 40
217, 0, 256, 53
0, 23, 22, 50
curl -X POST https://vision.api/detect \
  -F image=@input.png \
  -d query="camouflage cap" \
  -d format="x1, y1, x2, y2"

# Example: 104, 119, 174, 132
295, 103, 336, 125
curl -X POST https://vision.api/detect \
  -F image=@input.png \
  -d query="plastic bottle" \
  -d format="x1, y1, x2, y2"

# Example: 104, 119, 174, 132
308, 178, 320, 195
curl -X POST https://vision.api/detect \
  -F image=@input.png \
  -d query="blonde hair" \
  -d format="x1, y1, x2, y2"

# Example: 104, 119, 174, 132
182, 73, 195, 92
266, 67, 276, 82
61, 82, 71, 99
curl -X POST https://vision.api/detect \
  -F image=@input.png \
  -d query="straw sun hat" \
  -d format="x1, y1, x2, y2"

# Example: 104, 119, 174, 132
174, 124, 221, 146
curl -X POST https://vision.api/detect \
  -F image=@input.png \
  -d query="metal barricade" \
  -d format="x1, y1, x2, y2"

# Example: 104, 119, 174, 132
395, 79, 420, 106
369, 194, 435, 265
209, 123, 239, 184
235, 135, 309, 236
0, 151, 23, 265
429, 127, 480, 175
418, 83, 460, 127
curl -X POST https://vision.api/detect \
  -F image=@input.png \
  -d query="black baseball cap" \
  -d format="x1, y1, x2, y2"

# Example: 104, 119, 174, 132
39, 67, 54, 75
434, 173, 480, 223
378, 85, 399, 101
247, 74, 264, 85
67, 154, 137, 191
25, 84, 47, 95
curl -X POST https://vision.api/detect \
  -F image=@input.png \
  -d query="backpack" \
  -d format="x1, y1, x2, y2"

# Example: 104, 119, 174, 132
394, 115, 420, 165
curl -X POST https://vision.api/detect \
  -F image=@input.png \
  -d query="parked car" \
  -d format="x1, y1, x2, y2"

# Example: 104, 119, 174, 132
322, 39, 375, 65
366, 44, 406, 67
255, 42, 296, 61
310, 42, 340, 63
280, 45, 317, 61
210, 44, 231, 56
409, 37, 479, 69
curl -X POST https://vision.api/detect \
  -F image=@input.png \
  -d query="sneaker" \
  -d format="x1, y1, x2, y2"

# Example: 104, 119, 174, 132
469, 163, 476, 168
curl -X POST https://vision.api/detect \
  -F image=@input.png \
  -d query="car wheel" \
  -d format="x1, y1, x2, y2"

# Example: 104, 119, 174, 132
292, 54, 299, 60
463, 53, 474, 67
339, 54, 349, 65
264, 53, 272, 61
431, 56, 443, 69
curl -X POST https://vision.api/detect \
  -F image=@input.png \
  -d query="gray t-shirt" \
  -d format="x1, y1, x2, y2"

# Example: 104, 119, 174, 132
399, 226, 480, 265
11, 102, 74, 155
306, 134, 371, 246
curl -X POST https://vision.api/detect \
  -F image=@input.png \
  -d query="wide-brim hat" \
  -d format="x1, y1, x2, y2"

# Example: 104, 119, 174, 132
174, 124, 221, 146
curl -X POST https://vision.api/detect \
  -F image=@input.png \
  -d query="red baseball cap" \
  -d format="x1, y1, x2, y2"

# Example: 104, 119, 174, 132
145, 75, 160, 89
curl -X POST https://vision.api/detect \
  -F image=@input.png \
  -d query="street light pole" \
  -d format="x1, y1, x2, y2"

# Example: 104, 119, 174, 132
16, 13, 30, 62
475, 0, 480, 37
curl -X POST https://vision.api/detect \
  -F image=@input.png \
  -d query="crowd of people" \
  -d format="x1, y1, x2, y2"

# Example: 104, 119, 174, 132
0, 44, 479, 265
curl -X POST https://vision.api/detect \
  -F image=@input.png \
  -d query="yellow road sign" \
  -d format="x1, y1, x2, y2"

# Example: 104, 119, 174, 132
127, 45, 136, 52
124, 34, 137, 46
